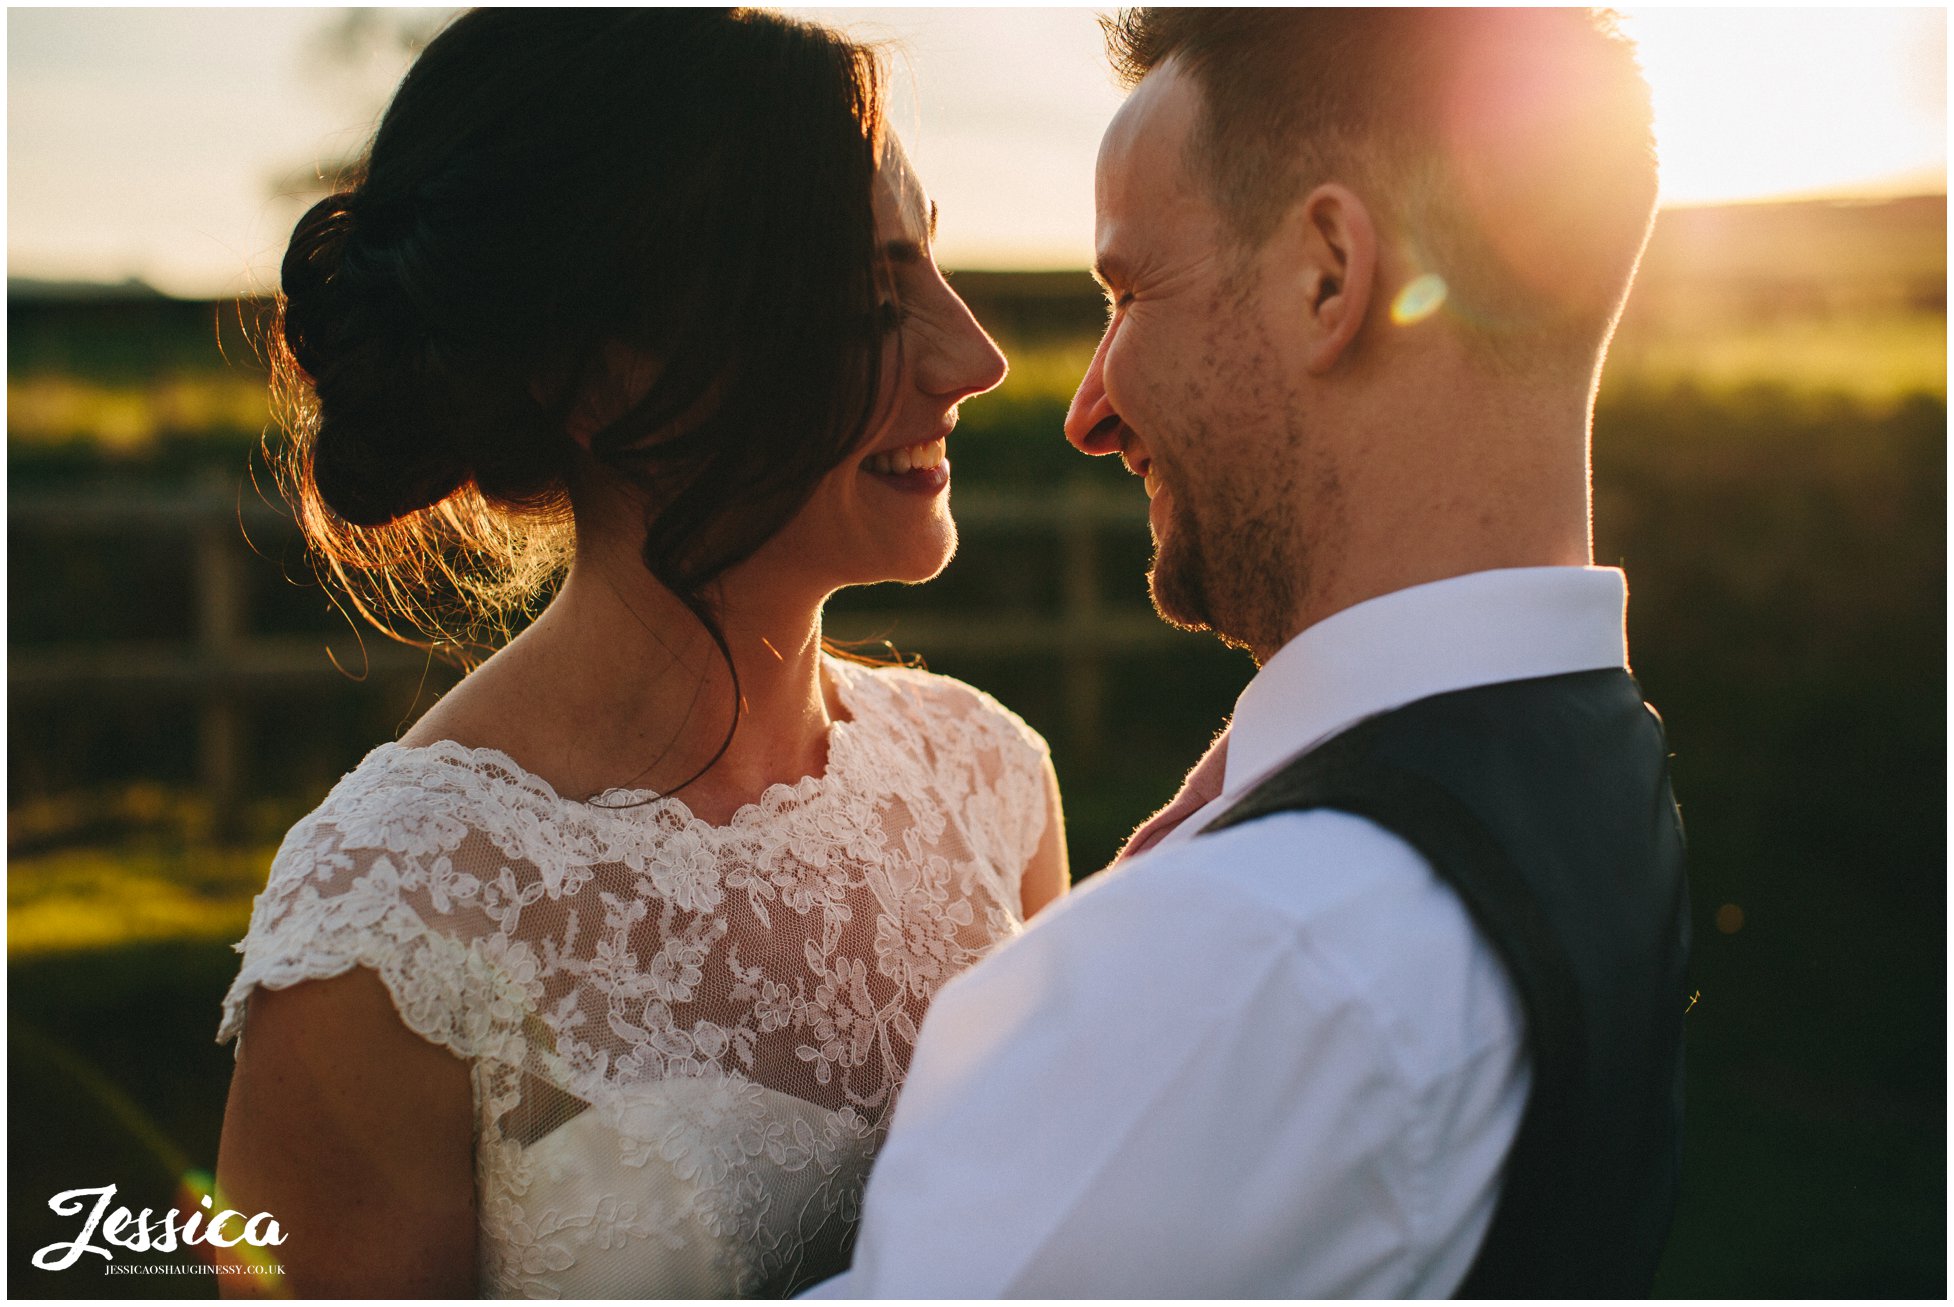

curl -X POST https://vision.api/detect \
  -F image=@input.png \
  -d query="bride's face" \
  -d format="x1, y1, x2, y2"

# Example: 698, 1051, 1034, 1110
745, 137, 1008, 598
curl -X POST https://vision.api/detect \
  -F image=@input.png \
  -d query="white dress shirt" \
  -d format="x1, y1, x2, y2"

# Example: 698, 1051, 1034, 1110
811, 566, 1632, 1298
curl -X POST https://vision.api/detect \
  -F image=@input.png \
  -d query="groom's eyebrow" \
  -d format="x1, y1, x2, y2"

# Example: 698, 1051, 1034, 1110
1091, 254, 1131, 295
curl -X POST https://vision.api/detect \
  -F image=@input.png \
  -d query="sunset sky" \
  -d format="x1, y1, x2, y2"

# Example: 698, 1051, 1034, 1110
7, 7, 1946, 298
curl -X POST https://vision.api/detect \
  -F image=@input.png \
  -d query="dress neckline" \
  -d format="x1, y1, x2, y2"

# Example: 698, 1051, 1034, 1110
367, 653, 873, 835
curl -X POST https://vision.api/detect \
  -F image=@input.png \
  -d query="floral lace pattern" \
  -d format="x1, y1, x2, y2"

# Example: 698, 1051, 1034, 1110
217, 658, 1050, 1297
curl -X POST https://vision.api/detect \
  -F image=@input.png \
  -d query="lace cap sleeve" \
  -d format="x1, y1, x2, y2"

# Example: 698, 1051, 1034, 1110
215, 754, 533, 1068
851, 662, 1053, 887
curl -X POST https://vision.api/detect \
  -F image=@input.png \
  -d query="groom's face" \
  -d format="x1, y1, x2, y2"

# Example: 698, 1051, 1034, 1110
1064, 60, 1311, 659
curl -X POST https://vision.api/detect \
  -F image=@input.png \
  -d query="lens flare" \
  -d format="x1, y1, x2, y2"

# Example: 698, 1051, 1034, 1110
1391, 273, 1450, 326
15, 1022, 290, 1293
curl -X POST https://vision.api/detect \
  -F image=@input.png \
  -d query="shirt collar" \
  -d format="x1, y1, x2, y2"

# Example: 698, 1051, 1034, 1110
1222, 566, 1630, 798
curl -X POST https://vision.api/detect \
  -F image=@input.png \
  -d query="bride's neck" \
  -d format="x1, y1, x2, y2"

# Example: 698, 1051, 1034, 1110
474, 537, 839, 810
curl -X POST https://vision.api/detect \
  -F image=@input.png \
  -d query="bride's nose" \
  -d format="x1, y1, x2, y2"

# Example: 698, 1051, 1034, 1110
917, 288, 1008, 404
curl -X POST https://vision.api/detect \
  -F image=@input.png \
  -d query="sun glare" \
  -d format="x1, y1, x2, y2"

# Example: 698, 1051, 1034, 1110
1620, 7, 1947, 205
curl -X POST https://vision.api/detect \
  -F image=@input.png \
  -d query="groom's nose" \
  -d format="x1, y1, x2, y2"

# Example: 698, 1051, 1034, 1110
1064, 328, 1121, 455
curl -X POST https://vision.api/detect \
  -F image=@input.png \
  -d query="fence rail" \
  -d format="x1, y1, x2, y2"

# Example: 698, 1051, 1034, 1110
11, 479, 1189, 820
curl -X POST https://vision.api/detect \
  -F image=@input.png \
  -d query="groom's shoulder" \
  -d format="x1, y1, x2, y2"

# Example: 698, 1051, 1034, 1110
1088, 807, 1443, 935
1041, 810, 1516, 1045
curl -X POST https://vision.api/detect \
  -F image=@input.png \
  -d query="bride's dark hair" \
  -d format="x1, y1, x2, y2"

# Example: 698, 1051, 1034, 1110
271, 8, 889, 670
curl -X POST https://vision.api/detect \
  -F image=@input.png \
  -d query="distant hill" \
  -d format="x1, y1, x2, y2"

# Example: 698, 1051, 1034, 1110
1621, 193, 1945, 333
7, 294, 264, 383
7, 276, 163, 303
1640, 194, 1943, 291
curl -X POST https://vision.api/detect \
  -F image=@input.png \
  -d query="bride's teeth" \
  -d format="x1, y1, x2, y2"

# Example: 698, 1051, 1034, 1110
864, 439, 946, 476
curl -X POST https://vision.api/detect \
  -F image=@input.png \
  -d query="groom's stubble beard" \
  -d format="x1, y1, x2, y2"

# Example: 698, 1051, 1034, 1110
1145, 490, 1215, 635
1146, 416, 1310, 660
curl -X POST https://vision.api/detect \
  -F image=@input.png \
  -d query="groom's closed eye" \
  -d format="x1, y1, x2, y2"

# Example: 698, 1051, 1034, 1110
1091, 257, 1137, 312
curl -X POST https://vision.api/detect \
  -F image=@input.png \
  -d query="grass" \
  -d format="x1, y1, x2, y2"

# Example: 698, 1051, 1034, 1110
1605, 314, 1946, 407
8, 309, 1942, 456
990, 336, 1099, 402
957, 316, 1950, 415
7, 373, 270, 449
8, 841, 273, 958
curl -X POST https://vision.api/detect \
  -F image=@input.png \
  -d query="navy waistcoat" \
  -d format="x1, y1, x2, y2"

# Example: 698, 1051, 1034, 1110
1202, 668, 1691, 1298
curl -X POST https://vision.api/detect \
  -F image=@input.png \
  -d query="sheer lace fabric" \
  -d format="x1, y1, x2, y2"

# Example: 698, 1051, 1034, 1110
217, 658, 1050, 1297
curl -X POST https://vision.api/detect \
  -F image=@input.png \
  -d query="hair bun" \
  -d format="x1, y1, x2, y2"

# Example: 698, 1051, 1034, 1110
280, 190, 470, 526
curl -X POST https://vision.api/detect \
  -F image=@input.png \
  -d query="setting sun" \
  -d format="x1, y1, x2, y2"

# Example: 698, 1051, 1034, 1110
1620, 7, 1946, 205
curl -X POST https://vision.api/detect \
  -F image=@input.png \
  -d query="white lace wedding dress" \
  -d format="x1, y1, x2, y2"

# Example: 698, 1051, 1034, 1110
216, 656, 1051, 1297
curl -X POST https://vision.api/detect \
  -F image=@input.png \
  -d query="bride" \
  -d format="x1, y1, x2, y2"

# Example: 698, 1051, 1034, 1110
213, 9, 1066, 1297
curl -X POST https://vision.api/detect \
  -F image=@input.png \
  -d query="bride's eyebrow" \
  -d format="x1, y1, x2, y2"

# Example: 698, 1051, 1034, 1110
883, 203, 940, 265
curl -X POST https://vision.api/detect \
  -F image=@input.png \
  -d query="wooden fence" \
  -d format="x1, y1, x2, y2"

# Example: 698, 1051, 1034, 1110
10, 479, 1189, 816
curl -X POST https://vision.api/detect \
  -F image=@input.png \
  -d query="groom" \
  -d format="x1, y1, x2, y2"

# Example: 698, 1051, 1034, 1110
817, 9, 1689, 1296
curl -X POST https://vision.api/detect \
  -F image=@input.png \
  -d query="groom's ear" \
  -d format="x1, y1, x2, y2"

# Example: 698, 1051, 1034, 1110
1286, 183, 1377, 375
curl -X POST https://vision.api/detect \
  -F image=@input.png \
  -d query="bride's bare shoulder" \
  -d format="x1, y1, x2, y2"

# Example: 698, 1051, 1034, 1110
390, 642, 580, 794
395, 645, 533, 752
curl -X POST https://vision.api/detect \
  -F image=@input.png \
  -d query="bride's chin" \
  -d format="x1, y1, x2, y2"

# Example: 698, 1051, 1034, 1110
882, 523, 958, 586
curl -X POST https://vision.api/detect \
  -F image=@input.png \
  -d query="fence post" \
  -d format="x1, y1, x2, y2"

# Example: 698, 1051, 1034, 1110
194, 477, 244, 840
1061, 483, 1105, 761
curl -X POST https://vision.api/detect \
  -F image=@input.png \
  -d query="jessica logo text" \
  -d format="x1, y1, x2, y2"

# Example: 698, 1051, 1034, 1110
32, 1185, 287, 1271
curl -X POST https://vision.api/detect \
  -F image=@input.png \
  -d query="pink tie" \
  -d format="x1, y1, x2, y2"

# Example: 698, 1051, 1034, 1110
1116, 725, 1232, 862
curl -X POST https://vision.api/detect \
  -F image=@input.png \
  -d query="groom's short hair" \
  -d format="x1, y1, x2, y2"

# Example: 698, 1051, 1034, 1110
1103, 7, 1660, 369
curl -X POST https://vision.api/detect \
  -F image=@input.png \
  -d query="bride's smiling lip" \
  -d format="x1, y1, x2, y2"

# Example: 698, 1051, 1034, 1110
860, 417, 954, 494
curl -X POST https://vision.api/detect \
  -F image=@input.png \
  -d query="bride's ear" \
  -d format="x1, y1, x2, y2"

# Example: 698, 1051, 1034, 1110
1286, 183, 1378, 375
540, 344, 667, 452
